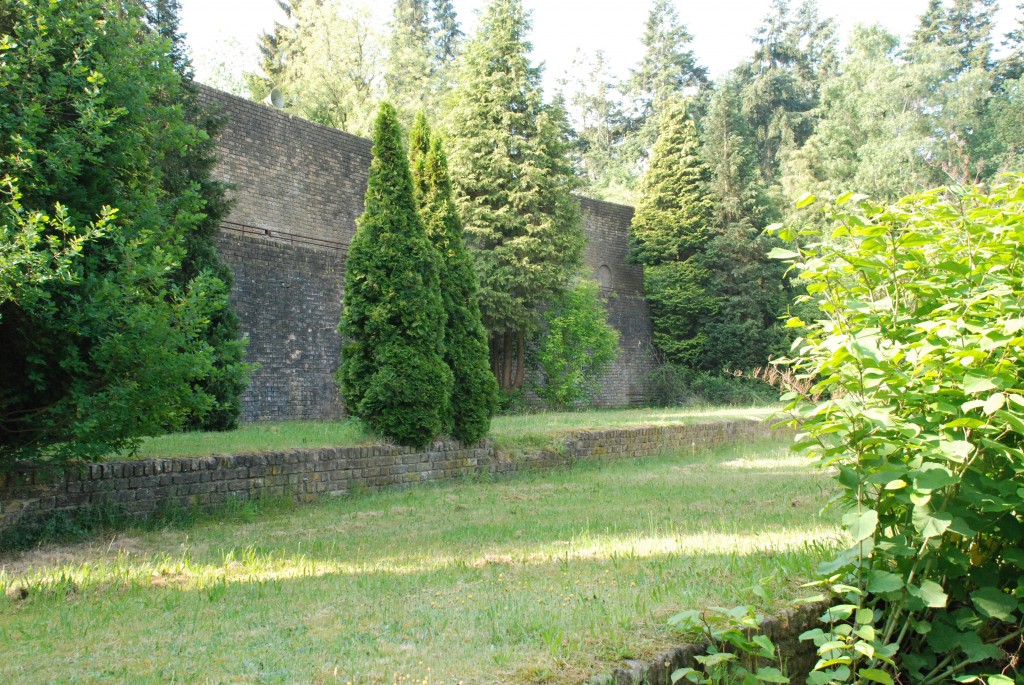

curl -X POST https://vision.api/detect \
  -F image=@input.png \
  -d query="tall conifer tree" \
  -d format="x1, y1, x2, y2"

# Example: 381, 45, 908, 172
338, 103, 452, 448
444, 0, 584, 391
409, 114, 497, 443
385, 0, 435, 121
629, 102, 717, 366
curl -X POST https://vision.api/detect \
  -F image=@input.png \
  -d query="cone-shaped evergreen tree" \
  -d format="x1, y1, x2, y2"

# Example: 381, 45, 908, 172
629, 102, 714, 265
409, 113, 498, 443
629, 101, 718, 367
338, 102, 452, 448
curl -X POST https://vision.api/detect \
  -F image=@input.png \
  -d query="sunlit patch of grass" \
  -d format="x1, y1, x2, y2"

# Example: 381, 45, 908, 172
115, 405, 780, 460
1, 438, 837, 685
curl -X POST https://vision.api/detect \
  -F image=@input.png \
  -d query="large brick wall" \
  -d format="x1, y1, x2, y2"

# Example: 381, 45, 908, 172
200, 87, 654, 421
0, 421, 775, 535
214, 232, 344, 421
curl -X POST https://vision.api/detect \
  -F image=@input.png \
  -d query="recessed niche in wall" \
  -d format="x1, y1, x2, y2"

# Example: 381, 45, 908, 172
597, 264, 612, 290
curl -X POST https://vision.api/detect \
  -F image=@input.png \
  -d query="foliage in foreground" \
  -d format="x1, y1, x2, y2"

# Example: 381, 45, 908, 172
408, 113, 497, 443
774, 178, 1024, 684
338, 102, 452, 448
0, 0, 237, 464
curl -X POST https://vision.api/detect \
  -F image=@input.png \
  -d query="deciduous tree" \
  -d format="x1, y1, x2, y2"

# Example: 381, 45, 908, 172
247, 0, 382, 136
145, 0, 249, 430
0, 0, 227, 462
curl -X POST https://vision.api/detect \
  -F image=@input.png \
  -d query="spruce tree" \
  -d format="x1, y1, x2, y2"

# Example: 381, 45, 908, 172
431, 0, 463, 65
617, 0, 707, 196
629, 102, 717, 367
628, 0, 708, 122
409, 113, 497, 443
444, 0, 584, 391
630, 102, 714, 266
699, 76, 793, 372
337, 102, 452, 448
740, 0, 837, 184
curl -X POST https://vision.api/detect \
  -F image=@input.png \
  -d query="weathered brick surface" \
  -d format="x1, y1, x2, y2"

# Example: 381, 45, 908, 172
199, 86, 655, 421
0, 420, 777, 536
214, 232, 344, 421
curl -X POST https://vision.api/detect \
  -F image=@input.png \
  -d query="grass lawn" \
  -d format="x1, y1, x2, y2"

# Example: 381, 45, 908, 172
0, 437, 838, 685
118, 405, 780, 460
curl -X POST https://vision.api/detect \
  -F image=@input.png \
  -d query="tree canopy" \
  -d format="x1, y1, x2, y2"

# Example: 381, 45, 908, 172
0, 0, 242, 462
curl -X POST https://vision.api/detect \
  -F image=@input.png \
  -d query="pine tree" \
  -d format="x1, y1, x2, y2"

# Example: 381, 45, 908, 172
629, 102, 717, 367
699, 76, 795, 372
144, 0, 249, 430
628, 0, 708, 121
409, 114, 497, 443
246, 0, 302, 100
1000, 3, 1024, 82
337, 103, 452, 448
444, 0, 584, 391
740, 0, 837, 184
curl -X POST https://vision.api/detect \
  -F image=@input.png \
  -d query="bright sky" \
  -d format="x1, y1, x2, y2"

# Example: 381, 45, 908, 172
180, 0, 1022, 95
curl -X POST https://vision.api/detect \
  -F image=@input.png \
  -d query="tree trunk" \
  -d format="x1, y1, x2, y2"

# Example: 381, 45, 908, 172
490, 335, 501, 379
501, 331, 514, 390
513, 330, 526, 389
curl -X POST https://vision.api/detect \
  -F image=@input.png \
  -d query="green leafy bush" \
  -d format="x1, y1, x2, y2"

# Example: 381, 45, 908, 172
774, 179, 1024, 684
670, 606, 790, 685
531, 278, 619, 410
0, 0, 230, 463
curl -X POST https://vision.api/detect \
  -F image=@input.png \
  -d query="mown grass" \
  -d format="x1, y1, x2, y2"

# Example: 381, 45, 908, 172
118, 405, 779, 460
1, 437, 839, 685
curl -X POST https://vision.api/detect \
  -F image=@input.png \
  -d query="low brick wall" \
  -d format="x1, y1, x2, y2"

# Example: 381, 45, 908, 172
0, 420, 778, 536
